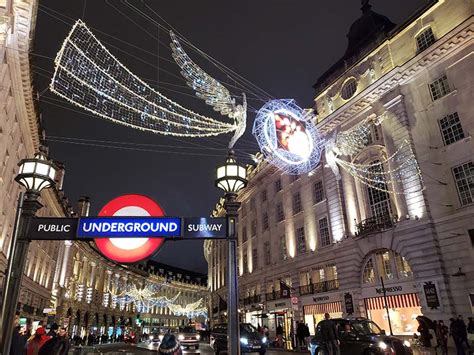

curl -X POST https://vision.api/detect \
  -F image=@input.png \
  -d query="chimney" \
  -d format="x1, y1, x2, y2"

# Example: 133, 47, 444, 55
54, 161, 66, 190
77, 196, 91, 217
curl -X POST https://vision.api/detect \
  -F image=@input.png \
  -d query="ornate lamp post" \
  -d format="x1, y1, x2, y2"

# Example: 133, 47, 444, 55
215, 150, 247, 355
0, 148, 57, 354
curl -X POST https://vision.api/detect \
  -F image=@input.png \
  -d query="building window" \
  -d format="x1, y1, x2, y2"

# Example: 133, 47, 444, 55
319, 217, 331, 247
276, 203, 284, 222
251, 220, 257, 237
261, 189, 267, 202
416, 27, 436, 52
439, 112, 464, 146
252, 248, 258, 271
453, 162, 474, 206
275, 179, 282, 192
377, 250, 394, 280
367, 161, 392, 218
469, 229, 474, 248
313, 180, 324, 203
296, 226, 306, 254
395, 253, 413, 278
243, 251, 248, 274
290, 174, 299, 183
280, 235, 287, 261
263, 241, 271, 266
262, 212, 269, 231
341, 78, 357, 100
363, 258, 376, 283
242, 227, 247, 243
293, 192, 302, 214
429, 75, 451, 101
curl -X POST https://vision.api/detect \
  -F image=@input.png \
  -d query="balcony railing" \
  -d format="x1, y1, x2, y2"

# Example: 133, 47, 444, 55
355, 213, 397, 237
243, 295, 261, 305
299, 279, 340, 295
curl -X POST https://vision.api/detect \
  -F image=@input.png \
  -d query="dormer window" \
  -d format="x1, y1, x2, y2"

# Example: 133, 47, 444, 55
416, 27, 435, 52
341, 78, 357, 100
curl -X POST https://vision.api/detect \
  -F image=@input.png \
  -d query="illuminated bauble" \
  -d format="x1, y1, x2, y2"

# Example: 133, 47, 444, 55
253, 99, 322, 175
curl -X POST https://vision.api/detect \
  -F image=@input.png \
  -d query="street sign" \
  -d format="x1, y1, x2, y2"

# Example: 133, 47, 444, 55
27, 217, 78, 240
93, 194, 167, 264
77, 217, 182, 238
183, 217, 227, 239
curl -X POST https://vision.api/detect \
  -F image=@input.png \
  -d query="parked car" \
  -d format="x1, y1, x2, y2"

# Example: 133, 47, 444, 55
177, 326, 201, 349
211, 323, 268, 355
308, 318, 413, 355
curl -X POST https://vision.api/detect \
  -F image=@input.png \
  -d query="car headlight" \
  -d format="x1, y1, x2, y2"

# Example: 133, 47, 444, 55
178, 334, 185, 341
196, 334, 200, 340
240, 337, 248, 345
403, 340, 411, 348
378, 342, 388, 350
262, 336, 267, 344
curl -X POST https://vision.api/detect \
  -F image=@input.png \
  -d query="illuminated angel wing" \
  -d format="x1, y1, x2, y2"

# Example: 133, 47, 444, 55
333, 119, 371, 156
50, 20, 237, 138
170, 31, 236, 117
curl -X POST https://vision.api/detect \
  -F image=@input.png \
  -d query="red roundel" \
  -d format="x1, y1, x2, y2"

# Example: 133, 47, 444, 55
94, 194, 165, 263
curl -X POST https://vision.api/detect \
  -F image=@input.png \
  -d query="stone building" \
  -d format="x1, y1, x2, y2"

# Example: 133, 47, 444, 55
0, 0, 208, 337
206, 0, 474, 338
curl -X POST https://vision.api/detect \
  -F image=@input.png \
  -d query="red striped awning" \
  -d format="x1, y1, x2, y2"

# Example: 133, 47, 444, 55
304, 302, 342, 315
365, 293, 420, 310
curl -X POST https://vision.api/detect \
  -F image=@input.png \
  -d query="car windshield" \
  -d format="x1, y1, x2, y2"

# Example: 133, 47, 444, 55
180, 326, 196, 333
351, 321, 383, 335
241, 323, 257, 334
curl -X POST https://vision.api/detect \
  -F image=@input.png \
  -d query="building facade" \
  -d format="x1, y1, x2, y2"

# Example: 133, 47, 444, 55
206, 0, 474, 338
0, 0, 208, 337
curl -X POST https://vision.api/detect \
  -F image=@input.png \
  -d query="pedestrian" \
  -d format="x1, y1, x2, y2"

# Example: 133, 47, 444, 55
468, 317, 474, 334
26, 328, 50, 355
38, 327, 70, 355
47, 323, 59, 338
417, 321, 431, 347
304, 323, 311, 348
10, 317, 27, 355
296, 321, 305, 349
319, 313, 340, 355
438, 320, 449, 355
276, 323, 284, 348
450, 317, 465, 355
457, 315, 471, 353
158, 333, 182, 355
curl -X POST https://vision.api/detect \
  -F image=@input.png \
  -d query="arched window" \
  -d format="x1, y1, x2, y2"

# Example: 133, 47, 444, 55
362, 250, 413, 284
341, 78, 358, 100
362, 258, 375, 283
416, 27, 435, 52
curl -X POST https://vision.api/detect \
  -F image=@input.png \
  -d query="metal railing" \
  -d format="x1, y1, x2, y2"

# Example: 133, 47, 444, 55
243, 295, 261, 305
355, 213, 397, 237
298, 279, 340, 295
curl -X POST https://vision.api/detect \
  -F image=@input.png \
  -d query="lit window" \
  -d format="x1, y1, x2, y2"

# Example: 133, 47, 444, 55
296, 227, 306, 254
395, 253, 413, 278
416, 27, 436, 52
341, 78, 357, 100
319, 217, 331, 247
452, 162, 474, 206
276, 203, 285, 222
377, 250, 394, 280
280, 235, 287, 261
313, 180, 324, 203
429, 75, 451, 101
293, 192, 302, 214
367, 161, 392, 218
439, 112, 464, 146
363, 258, 375, 283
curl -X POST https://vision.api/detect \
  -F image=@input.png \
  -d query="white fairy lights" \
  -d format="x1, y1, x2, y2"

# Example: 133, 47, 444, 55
50, 20, 238, 138
168, 298, 208, 319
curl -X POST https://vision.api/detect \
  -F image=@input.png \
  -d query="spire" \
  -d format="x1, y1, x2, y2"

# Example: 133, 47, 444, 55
361, 0, 371, 13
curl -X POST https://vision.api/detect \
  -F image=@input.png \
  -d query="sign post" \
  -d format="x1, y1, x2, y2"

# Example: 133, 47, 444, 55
380, 277, 393, 336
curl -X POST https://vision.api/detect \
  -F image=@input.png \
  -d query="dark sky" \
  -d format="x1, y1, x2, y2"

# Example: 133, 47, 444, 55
34, 0, 427, 273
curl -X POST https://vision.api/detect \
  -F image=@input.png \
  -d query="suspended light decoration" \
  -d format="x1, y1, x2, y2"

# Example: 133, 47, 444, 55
50, 20, 239, 138
252, 99, 323, 175
168, 298, 208, 319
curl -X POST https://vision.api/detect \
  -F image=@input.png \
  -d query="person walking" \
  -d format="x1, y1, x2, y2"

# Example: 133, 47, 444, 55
457, 315, 471, 354
304, 323, 311, 349
47, 324, 58, 338
26, 328, 50, 355
11, 323, 27, 355
319, 313, 340, 355
438, 320, 449, 355
158, 334, 182, 355
451, 317, 465, 355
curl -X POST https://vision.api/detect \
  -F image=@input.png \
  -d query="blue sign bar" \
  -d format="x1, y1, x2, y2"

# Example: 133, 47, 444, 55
183, 217, 227, 239
77, 217, 182, 238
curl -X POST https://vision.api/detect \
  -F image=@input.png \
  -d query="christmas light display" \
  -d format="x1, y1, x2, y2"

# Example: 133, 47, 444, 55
50, 21, 238, 138
168, 298, 208, 319
252, 99, 323, 175
169, 31, 247, 148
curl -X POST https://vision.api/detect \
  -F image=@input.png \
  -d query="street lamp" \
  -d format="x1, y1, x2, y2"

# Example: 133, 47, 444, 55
0, 148, 57, 355
215, 149, 247, 355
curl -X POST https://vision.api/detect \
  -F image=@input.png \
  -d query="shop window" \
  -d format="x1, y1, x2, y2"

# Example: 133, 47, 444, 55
276, 203, 284, 222
452, 162, 474, 206
296, 226, 306, 254
429, 75, 451, 101
280, 235, 287, 261
363, 258, 376, 283
264, 241, 271, 265
262, 212, 269, 231
367, 161, 392, 218
395, 253, 413, 278
313, 180, 324, 204
439, 112, 464, 146
293, 192, 302, 214
319, 217, 331, 247
416, 27, 436, 52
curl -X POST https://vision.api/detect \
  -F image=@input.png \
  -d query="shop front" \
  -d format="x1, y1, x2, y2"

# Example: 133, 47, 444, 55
265, 299, 293, 341
362, 281, 422, 335
301, 293, 343, 335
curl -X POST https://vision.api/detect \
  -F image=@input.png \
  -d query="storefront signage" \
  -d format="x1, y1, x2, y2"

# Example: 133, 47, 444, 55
274, 302, 286, 307
344, 293, 354, 315
423, 282, 440, 309
27, 217, 78, 240
375, 285, 402, 294
313, 296, 330, 303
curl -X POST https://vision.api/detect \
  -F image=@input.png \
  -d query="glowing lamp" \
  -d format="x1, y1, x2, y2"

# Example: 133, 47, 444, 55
15, 150, 57, 192
215, 150, 248, 194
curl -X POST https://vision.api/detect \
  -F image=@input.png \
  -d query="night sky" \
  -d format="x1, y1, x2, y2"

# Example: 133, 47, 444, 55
33, 0, 427, 273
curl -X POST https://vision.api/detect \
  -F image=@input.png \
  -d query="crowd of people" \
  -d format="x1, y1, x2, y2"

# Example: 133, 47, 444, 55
10, 322, 70, 355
